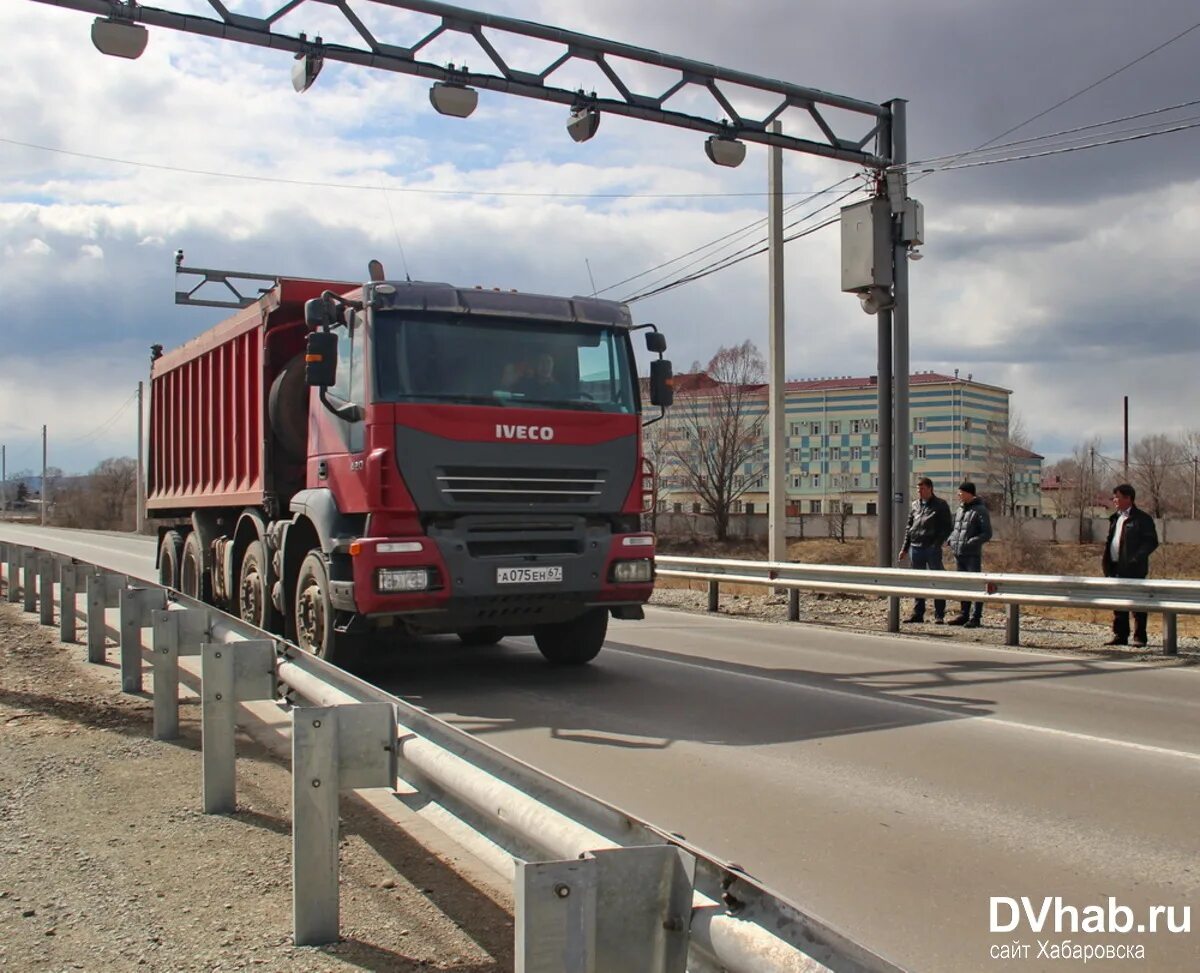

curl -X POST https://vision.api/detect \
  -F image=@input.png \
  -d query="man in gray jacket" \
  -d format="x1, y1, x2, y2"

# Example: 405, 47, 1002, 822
898, 477, 954, 623
946, 481, 992, 628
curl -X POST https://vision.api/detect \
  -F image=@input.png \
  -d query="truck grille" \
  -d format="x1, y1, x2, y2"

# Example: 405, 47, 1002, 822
437, 466, 604, 505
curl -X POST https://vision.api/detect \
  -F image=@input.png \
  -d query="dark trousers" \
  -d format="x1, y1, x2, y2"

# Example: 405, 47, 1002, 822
1111, 570, 1149, 641
908, 545, 946, 619
954, 553, 983, 621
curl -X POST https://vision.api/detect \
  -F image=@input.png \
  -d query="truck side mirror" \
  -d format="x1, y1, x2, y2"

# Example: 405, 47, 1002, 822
305, 331, 338, 387
304, 297, 331, 330
649, 358, 674, 408
644, 331, 667, 354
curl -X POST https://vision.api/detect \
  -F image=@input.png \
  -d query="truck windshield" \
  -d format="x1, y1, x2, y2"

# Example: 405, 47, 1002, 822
373, 312, 637, 413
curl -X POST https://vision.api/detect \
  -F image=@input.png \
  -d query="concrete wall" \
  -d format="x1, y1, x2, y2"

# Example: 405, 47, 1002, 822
653, 512, 1200, 545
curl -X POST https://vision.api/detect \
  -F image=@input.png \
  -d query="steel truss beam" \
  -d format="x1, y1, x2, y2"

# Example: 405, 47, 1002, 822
31, 0, 890, 167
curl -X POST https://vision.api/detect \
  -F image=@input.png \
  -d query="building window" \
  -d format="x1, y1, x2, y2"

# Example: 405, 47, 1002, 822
871, 445, 880, 460
853, 475, 861, 487
915, 444, 927, 459
809, 421, 821, 435
692, 502, 701, 514
811, 474, 821, 488
673, 503, 682, 514
851, 445, 862, 460
790, 475, 802, 488
915, 417, 926, 432
830, 446, 841, 460
850, 419, 861, 434
872, 475, 880, 487
964, 444, 972, 459
830, 421, 841, 435
871, 419, 879, 432
866, 501, 878, 515
810, 447, 821, 461
809, 500, 821, 513
789, 422, 801, 437
745, 502, 755, 515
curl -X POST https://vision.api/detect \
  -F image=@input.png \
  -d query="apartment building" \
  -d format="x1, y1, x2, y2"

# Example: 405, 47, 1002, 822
655, 371, 1044, 518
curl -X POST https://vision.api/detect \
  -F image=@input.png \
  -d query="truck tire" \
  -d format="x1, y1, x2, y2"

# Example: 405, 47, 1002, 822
456, 627, 504, 647
180, 531, 211, 603
159, 530, 184, 590
237, 540, 277, 633
294, 551, 359, 669
533, 608, 607, 665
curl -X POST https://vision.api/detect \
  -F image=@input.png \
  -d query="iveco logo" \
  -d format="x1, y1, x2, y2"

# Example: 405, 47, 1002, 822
496, 424, 555, 441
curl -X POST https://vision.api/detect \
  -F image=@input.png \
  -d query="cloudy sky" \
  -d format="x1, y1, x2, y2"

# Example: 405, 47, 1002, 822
2, 0, 1198, 476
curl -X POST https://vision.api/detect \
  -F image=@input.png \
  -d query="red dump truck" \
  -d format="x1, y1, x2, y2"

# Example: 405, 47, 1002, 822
147, 266, 673, 667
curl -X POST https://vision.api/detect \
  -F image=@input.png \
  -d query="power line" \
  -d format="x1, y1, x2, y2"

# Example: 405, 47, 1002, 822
61, 390, 137, 446
620, 182, 864, 303
900, 98, 1200, 169
594, 174, 861, 297
0, 136, 837, 201
910, 16, 1200, 178
916, 118, 1200, 173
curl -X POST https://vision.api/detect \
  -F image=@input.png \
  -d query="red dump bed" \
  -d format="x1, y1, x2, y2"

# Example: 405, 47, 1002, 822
146, 277, 356, 512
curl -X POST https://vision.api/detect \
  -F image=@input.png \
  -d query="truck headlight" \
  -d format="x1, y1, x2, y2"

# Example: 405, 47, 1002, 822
376, 567, 431, 593
611, 559, 653, 583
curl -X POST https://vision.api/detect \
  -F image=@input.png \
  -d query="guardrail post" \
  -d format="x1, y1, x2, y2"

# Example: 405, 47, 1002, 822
122, 586, 167, 693
516, 845, 694, 973
151, 609, 210, 740
22, 550, 38, 614
5, 544, 20, 604
86, 570, 109, 664
707, 581, 719, 612
201, 639, 276, 814
38, 553, 56, 626
1162, 612, 1177, 657
787, 588, 800, 621
292, 703, 396, 946
1005, 604, 1020, 646
886, 596, 900, 633
59, 562, 84, 643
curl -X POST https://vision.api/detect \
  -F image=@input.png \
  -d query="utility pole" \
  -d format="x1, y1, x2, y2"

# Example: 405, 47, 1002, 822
889, 100, 910, 629
767, 121, 787, 568
1192, 456, 1197, 520
136, 381, 146, 533
1, 444, 5, 510
1123, 395, 1129, 479
41, 425, 48, 527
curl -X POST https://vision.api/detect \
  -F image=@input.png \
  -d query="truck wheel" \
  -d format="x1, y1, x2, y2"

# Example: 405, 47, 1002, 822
534, 608, 608, 665
457, 627, 504, 647
238, 541, 277, 633
180, 532, 211, 603
294, 551, 359, 669
159, 530, 184, 590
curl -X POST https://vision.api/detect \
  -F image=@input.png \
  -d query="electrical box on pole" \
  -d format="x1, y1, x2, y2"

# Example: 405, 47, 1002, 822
840, 199, 893, 294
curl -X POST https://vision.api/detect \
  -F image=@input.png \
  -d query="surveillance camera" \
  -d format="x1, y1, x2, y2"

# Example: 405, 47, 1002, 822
858, 286, 893, 315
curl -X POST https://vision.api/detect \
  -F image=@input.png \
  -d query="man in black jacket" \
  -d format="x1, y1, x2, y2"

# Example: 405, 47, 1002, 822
946, 481, 992, 628
898, 477, 954, 623
1102, 483, 1159, 647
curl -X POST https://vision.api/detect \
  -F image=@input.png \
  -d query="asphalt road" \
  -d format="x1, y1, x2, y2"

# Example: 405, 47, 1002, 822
3, 524, 1198, 972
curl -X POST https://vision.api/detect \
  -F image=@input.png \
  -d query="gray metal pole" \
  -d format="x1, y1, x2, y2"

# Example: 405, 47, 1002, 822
136, 381, 145, 534
890, 100, 910, 561
767, 122, 787, 567
41, 425, 47, 527
1, 444, 5, 509
874, 110, 898, 631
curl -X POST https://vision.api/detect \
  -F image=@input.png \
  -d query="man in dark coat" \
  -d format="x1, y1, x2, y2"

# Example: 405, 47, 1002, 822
898, 477, 954, 623
1101, 483, 1159, 647
946, 481, 992, 628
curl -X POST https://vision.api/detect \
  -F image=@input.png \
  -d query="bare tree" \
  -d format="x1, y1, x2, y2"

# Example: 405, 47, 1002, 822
982, 412, 1034, 516
667, 341, 766, 542
1043, 438, 1103, 541
825, 489, 854, 543
52, 458, 138, 531
1129, 434, 1184, 518
1183, 429, 1200, 519
643, 410, 675, 534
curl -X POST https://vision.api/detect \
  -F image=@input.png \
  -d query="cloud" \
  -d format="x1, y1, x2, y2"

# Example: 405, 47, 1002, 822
2, 0, 1198, 473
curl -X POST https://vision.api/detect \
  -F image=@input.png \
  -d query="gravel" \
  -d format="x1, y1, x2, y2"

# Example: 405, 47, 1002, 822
0, 602, 512, 972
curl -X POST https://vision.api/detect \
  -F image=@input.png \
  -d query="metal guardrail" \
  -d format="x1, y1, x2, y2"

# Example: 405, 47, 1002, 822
657, 555, 1200, 655
0, 540, 904, 973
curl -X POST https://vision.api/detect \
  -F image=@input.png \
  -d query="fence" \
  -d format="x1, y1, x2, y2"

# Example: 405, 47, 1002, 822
0, 539, 902, 973
652, 512, 1200, 544
656, 555, 1200, 655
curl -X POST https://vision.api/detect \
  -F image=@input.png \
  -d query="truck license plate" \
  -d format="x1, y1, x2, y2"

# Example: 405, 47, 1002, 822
496, 566, 563, 585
